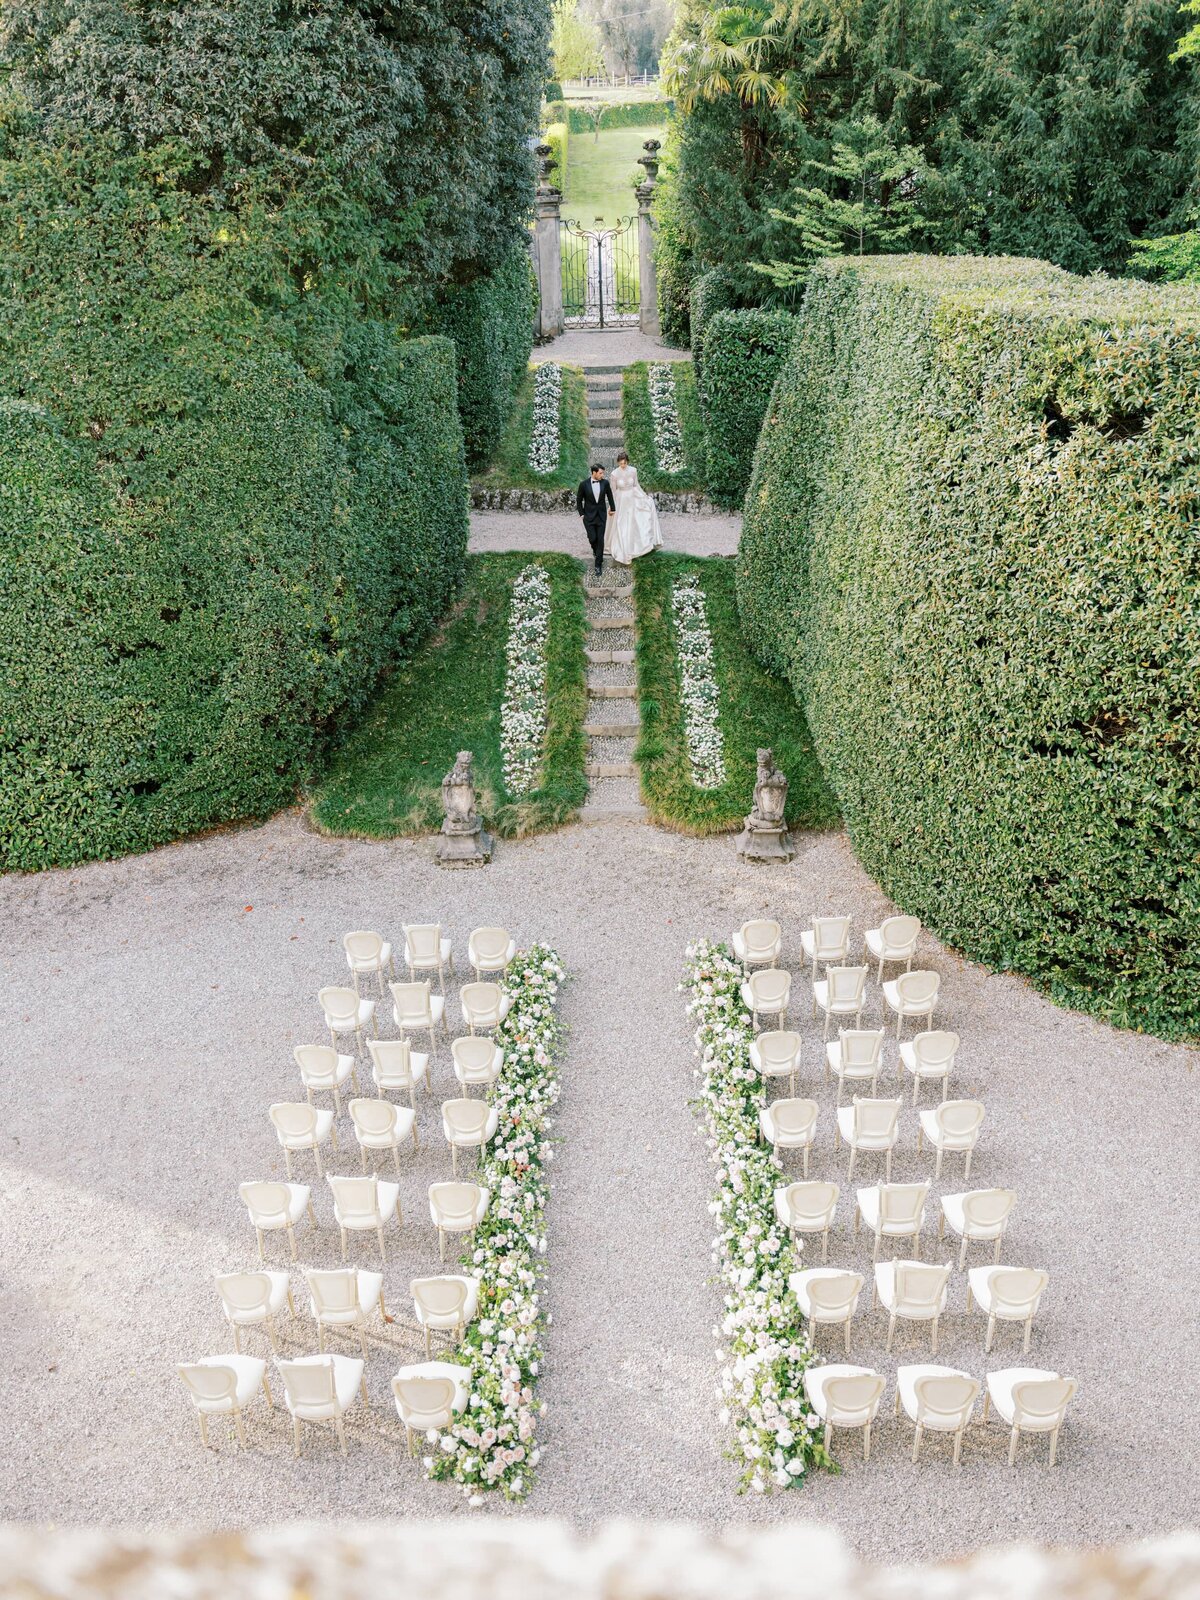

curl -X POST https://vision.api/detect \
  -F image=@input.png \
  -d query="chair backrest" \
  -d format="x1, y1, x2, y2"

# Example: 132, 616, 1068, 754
405, 924, 442, 964
452, 1035, 496, 1074
878, 1181, 931, 1227
278, 1358, 336, 1408
411, 1276, 469, 1320
270, 1102, 319, 1141
896, 969, 939, 1007
783, 1181, 838, 1225
295, 1044, 339, 1085
812, 915, 851, 959
911, 1030, 960, 1070
828, 966, 868, 1004
988, 1267, 1049, 1318
839, 1029, 884, 1070
306, 1268, 362, 1317
934, 1099, 985, 1140
444, 1098, 491, 1139
962, 1188, 1016, 1232
344, 930, 385, 965
740, 919, 781, 959
852, 1096, 901, 1139
748, 968, 790, 1007
349, 1098, 398, 1138
240, 1181, 294, 1226
755, 1029, 801, 1068
368, 1037, 412, 1086
824, 1370, 885, 1423
178, 1363, 238, 1406
430, 1181, 484, 1226
391, 980, 433, 1026
807, 1271, 863, 1316
893, 1260, 951, 1312
461, 981, 503, 1023
1011, 1374, 1076, 1426
771, 1098, 818, 1137
913, 1371, 979, 1426
879, 915, 921, 955
319, 986, 360, 1025
215, 1272, 274, 1317
470, 926, 512, 964
393, 1374, 457, 1426
327, 1173, 381, 1223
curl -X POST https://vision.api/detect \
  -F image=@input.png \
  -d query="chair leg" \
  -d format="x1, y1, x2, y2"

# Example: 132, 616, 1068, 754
406, 1423, 415, 1457
378, 1286, 388, 1320
1049, 1425, 1060, 1467
266, 1317, 279, 1355
986, 1315, 995, 1353
333, 1087, 343, 1117
287, 1223, 297, 1261
339, 1226, 347, 1261
931, 1315, 939, 1356
424, 1325, 431, 1358
964, 1148, 972, 1181
912, 1227, 921, 1261
233, 1407, 247, 1451
391, 1144, 400, 1175
358, 1328, 368, 1361
821, 1226, 829, 1264
994, 1235, 1003, 1265
983, 1390, 991, 1422
802, 1145, 810, 1179
452, 1144, 459, 1176
377, 1225, 387, 1263
262, 1375, 274, 1407
232, 1324, 241, 1354
307, 1199, 318, 1232
1023, 1317, 1032, 1354
886, 1312, 896, 1352
1008, 1425, 1019, 1467
911, 1422, 922, 1464
439, 1227, 446, 1261
884, 1149, 892, 1183
360, 1147, 368, 1174
198, 1412, 210, 1448
846, 1147, 856, 1181
824, 1420, 832, 1454
318, 1326, 326, 1353
844, 1317, 851, 1354
934, 1147, 943, 1180
959, 1236, 968, 1270
359, 1372, 369, 1404
255, 1227, 265, 1264
863, 1420, 872, 1463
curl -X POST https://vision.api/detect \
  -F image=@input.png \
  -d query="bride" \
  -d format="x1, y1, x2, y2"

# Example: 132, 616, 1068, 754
607, 451, 663, 564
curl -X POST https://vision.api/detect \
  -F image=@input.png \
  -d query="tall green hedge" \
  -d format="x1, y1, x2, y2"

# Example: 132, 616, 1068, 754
544, 121, 569, 190
433, 246, 536, 468
565, 101, 672, 132
700, 308, 795, 507
739, 255, 1200, 1040
688, 268, 740, 377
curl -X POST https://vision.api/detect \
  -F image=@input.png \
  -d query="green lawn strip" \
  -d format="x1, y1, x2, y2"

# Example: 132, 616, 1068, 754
623, 361, 705, 492
473, 363, 589, 492
309, 552, 588, 840
633, 551, 840, 835
561, 124, 663, 224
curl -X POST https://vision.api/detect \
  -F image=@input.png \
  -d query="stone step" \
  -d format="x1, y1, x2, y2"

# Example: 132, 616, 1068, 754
584, 718, 640, 737
578, 804, 648, 824
590, 614, 635, 631
585, 760, 638, 779
588, 681, 637, 699
585, 583, 634, 600
584, 365, 626, 377
585, 648, 635, 666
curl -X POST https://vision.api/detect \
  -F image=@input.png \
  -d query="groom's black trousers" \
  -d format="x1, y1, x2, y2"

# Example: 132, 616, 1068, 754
581, 515, 606, 570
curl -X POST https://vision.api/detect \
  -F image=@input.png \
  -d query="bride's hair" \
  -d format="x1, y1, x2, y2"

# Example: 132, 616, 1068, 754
616, 451, 629, 465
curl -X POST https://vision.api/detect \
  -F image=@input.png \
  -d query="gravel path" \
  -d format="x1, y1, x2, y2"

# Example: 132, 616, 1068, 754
1, 813, 1197, 1557
471, 510, 741, 558
535, 329, 691, 366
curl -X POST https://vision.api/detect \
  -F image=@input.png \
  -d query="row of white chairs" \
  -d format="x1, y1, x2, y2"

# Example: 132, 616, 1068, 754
342, 926, 515, 994
775, 1180, 1017, 1269
752, 1027, 963, 1106
318, 978, 511, 1056
269, 1081, 501, 1178
294, 1035, 502, 1115
744, 965, 942, 1041
734, 915, 922, 983
762, 1095, 985, 1182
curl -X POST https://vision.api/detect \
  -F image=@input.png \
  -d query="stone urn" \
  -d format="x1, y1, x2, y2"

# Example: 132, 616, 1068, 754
435, 751, 493, 869
736, 747, 795, 863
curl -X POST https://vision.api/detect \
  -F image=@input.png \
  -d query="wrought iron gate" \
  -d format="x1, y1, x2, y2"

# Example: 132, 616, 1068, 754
560, 215, 640, 327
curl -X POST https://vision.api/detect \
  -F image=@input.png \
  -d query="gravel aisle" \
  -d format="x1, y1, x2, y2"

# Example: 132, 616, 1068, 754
1, 813, 1197, 1555
470, 510, 741, 559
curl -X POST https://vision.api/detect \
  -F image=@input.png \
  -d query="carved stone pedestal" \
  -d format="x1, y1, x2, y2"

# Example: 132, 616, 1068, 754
736, 747, 795, 863
435, 751, 493, 869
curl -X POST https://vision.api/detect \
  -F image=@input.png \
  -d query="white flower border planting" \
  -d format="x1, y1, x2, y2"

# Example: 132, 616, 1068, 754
683, 939, 831, 1492
500, 563, 551, 796
527, 363, 563, 476
428, 942, 566, 1501
648, 362, 686, 474
672, 574, 727, 789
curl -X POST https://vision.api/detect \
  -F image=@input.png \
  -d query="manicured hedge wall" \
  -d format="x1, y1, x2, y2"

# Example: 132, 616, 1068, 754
543, 80, 563, 101
739, 254, 1200, 1039
434, 246, 537, 468
544, 121, 569, 190
688, 268, 740, 377
565, 100, 672, 132
700, 308, 795, 507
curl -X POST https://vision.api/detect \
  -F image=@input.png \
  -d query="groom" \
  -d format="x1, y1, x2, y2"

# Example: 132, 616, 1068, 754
576, 462, 616, 577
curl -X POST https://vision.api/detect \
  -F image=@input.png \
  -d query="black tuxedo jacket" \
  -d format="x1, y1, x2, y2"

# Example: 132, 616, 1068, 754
577, 476, 615, 527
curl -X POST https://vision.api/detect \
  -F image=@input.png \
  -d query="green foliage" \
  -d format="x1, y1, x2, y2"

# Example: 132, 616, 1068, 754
1128, 227, 1200, 282
544, 80, 564, 100
689, 269, 741, 378
649, 125, 695, 346
311, 554, 588, 840
544, 120, 570, 189
565, 100, 673, 132
700, 309, 795, 507
433, 248, 537, 468
622, 361, 706, 490
634, 553, 839, 835
551, 0, 605, 80
473, 363, 590, 491
739, 254, 1200, 1040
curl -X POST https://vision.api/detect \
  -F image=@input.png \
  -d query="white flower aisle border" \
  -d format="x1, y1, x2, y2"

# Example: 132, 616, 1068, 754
648, 362, 685, 474
683, 940, 832, 1492
500, 563, 551, 796
428, 942, 566, 1502
672, 574, 727, 789
528, 363, 563, 476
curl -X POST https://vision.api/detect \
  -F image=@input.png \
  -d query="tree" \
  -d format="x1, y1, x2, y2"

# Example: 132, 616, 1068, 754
551, 0, 605, 80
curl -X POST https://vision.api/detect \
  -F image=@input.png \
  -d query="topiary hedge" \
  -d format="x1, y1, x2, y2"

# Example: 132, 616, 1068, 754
700, 308, 795, 507
565, 100, 672, 133
433, 246, 536, 468
738, 254, 1200, 1040
688, 268, 740, 377
543, 79, 563, 101
544, 121, 569, 190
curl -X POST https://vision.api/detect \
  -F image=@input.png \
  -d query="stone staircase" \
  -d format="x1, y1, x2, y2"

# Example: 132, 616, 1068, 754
584, 365, 625, 465
579, 568, 645, 824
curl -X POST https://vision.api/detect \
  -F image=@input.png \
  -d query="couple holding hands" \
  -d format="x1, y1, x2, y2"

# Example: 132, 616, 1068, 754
575, 453, 662, 575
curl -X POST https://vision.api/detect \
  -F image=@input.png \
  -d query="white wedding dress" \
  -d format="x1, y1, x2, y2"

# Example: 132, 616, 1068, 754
608, 463, 663, 563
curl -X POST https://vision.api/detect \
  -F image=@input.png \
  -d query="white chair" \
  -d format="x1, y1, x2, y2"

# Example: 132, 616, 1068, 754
459, 981, 512, 1034
391, 979, 447, 1054
899, 1029, 960, 1104
749, 1029, 802, 1095
318, 985, 377, 1053
813, 966, 868, 1040
801, 915, 852, 979
348, 1097, 418, 1174
985, 1368, 1077, 1466
239, 1180, 316, 1262
214, 1271, 295, 1354
789, 1268, 864, 1353
442, 1097, 499, 1175
865, 915, 921, 980
326, 1173, 402, 1263
759, 1098, 818, 1175
429, 1180, 491, 1261
741, 968, 791, 1031
268, 1101, 337, 1178
940, 1188, 1016, 1269
732, 919, 782, 971
294, 1043, 359, 1115
803, 1364, 885, 1462
404, 923, 455, 988
855, 1181, 930, 1262
468, 926, 516, 981
919, 1099, 985, 1179
393, 1361, 470, 1455
825, 1028, 885, 1102
774, 1180, 839, 1263
836, 1097, 902, 1182
368, 1036, 429, 1107
304, 1267, 386, 1359
895, 1365, 979, 1465
343, 930, 395, 994
451, 1034, 504, 1095
967, 1266, 1049, 1353
276, 1353, 366, 1457
411, 1274, 480, 1357
178, 1356, 272, 1449
873, 1259, 952, 1354
883, 970, 940, 1039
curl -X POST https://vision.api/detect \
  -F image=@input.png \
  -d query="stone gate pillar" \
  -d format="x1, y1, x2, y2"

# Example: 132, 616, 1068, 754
636, 139, 661, 339
532, 144, 564, 340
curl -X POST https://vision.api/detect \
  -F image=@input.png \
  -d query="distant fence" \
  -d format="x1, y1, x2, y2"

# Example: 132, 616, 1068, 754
563, 72, 660, 91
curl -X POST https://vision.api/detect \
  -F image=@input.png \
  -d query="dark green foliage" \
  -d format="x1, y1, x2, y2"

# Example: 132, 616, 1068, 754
700, 309, 795, 507
739, 254, 1200, 1040
473, 364, 590, 492
649, 124, 695, 346
544, 120, 569, 188
688, 269, 740, 380
634, 553, 838, 834
432, 248, 537, 468
622, 361, 705, 490
311, 554, 588, 839
544, 79, 564, 99
565, 100, 673, 132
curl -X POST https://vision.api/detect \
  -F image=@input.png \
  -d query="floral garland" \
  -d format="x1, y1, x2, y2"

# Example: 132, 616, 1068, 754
683, 939, 831, 1492
427, 942, 566, 1502
500, 563, 551, 796
672, 574, 727, 789
527, 363, 563, 476
648, 362, 685, 474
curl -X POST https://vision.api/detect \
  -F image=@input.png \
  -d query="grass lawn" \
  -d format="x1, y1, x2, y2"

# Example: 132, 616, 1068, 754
623, 361, 706, 492
309, 554, 588, 840
473, 362, 589, 492
562, 125, 663, 226
562, 82, 664, 102
634, 552, 840, 835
